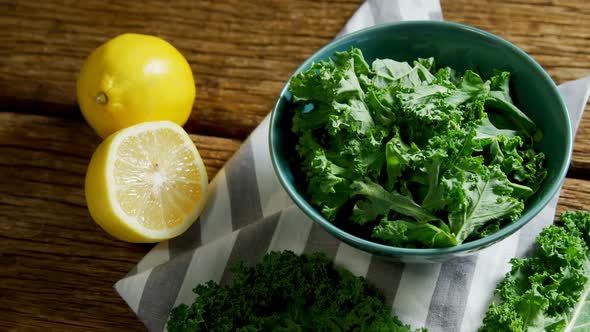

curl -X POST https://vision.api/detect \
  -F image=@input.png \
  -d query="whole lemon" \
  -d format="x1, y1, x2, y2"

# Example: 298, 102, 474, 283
77, 33, 196, 138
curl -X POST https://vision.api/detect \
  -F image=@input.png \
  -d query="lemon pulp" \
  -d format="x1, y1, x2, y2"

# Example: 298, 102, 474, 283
85, 121, 207, 242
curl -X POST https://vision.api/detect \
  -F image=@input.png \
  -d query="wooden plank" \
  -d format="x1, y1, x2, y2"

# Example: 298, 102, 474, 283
0, 0, 360, 138
557, 177, 590, 214
1, 112, 589, 331
0, 112, 241, 178
0, 113, 241, 331
572, 110, 590, 173
2, 0, 590, 171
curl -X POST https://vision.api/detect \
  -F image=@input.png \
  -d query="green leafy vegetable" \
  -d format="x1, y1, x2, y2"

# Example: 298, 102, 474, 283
167, 251, 425, 332
289, 48, 546, 248
373, 218, 457, 248
351, 180, 439, 224
480, 211, 590, 332
486, 71, 542, 141
445, 163, 524, 243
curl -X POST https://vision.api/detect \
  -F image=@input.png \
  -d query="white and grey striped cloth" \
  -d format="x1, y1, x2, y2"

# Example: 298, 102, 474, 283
115, 1, 590, 331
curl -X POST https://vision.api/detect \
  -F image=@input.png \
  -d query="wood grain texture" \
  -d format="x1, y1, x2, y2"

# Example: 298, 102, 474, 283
1, 0, 590, 169
0, 113, 238, 331
557, 177, 590, 214
0, 0, 360, 138
0, 112, 241, 179
572, 114, 590, 173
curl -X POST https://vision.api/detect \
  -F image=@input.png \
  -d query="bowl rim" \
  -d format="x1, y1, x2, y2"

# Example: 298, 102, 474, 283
269, 20, 572, 257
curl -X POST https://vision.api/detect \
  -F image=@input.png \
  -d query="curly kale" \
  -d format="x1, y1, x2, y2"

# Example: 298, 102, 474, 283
167, 251, 425, 332
480, 211, 590, 331
289, 48, 546, 248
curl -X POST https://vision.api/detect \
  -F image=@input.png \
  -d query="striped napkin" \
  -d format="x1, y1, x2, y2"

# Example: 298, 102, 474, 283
115, 1, 590, 331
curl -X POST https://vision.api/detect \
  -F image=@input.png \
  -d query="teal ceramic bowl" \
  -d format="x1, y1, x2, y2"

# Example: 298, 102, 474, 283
269, 21, 571, 263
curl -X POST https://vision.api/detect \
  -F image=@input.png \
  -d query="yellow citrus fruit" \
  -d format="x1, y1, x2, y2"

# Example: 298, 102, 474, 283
85, 121, 208, 242
77, 33, 196, 138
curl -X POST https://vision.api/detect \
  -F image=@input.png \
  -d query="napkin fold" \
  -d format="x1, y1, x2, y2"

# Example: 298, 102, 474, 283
115, 1, 590, 331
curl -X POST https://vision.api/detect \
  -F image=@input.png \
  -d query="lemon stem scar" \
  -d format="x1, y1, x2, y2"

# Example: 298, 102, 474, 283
95, 92, 108, 105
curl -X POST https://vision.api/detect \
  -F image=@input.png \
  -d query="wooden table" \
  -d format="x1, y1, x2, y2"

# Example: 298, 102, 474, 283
1, 0, 589, 330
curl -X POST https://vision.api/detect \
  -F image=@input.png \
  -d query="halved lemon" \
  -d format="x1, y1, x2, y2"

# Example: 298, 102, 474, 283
85, 121, 208, 242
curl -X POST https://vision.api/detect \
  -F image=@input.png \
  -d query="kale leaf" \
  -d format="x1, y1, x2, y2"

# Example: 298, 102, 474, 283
480, 211, 590, 332
167, 251, 425, 332
289, 48, 546, 248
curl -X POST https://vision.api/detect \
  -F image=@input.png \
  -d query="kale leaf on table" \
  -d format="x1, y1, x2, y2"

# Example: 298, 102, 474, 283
480, 211, 590, 332
167, 251, 425, 332
289, 48, 546, 248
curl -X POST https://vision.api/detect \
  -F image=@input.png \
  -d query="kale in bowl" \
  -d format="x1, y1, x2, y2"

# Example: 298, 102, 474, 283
288, 48, 546, 248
